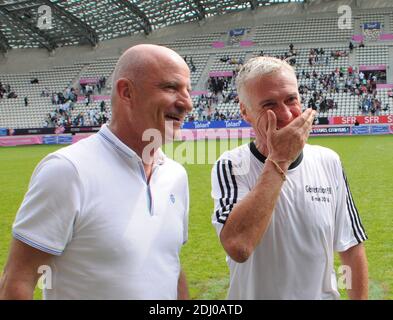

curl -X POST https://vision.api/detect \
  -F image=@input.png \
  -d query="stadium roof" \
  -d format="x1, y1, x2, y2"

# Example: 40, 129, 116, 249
0, 0, 305, 52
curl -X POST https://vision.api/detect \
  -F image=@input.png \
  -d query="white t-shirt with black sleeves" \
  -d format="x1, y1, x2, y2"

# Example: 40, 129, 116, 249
211, 142, 367, 300
13, 124, 189, 299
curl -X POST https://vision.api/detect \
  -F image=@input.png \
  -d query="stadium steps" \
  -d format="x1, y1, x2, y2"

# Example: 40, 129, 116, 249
73, 63, 92, 88
348, 50, 356, 67
194, 54, 217, 91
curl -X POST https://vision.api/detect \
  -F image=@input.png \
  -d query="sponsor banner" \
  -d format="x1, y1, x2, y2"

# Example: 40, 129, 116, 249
329, 115, 393, 125
359, 65, 386, 71
0, 136, 42, 147
42, 135, 57, 145
182, 120, 250, 130
7, 126, 103, 136
363, 22, 381, 29
42, 135, 73, 145
79, 78, 99, 85
229, 28, 245, 37
208, 71, 233, 77
379, 34, 393, 41
64, 126, 101, 133
352, 34, 364, 42
311, 126, 351, 135
370, 125, 390, 134
9, 127, 55, 135
212, 41, 225, 48
77, 95, 110, 102
240, 40, 254, 47
351, 126, 370, 135
390, 125, 393, 133
376, 83, 393, 89
0, 128, 7, 136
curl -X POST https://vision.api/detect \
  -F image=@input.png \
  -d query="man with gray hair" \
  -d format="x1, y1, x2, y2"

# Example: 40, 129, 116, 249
0, 44, 192, 299
211, 56, 368, 299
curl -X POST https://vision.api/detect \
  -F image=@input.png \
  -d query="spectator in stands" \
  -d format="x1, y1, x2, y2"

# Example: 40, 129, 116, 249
24, 97, 28, 107
0, 82, 4, 99
100, 100, 106, 112
359, 41, 365, 48
0, 44, 192, 300
7, 91, 17, 99
30, 78, 39, 84
211, 56, 368, 300
85, 94, 91, 106
349, 41, 354, 52
220, 55, 230, 63
41, 88, 49, 97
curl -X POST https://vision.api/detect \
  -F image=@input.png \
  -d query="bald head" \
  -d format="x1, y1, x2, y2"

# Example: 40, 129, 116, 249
108, 44, 192, 155
112, 44, 188, 93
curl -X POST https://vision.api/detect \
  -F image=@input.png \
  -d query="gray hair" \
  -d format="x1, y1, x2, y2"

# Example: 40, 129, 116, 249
236, 56, 295, 107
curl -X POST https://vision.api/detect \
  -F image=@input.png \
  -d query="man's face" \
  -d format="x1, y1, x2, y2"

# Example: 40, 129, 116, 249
132, 57, 192, 143
240, 68, 302, 141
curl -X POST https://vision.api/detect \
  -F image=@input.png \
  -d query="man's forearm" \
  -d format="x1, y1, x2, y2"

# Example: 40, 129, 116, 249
339, 244, 368, 300
177, 269, 189, 300
220, 160, 288, 263
0, 275, 35, 300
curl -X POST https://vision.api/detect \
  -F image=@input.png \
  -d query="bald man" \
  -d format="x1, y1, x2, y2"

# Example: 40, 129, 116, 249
0, 45, 193, 300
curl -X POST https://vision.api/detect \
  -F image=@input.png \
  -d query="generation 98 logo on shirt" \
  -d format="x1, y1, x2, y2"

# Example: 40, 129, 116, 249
305, 185, 333, 203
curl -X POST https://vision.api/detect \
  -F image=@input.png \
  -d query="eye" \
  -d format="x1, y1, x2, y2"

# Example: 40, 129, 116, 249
263, 103, 275, 109
286, 96, 298, 103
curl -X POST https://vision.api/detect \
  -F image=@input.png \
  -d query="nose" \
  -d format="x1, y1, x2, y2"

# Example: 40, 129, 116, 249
176, 89, 193, 114
275, 103, 293, 124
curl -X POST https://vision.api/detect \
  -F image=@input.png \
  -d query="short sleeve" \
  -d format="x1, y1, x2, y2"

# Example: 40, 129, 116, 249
334, 166, 367, 252
211, 158, 249, 236
12, 154, 82, 255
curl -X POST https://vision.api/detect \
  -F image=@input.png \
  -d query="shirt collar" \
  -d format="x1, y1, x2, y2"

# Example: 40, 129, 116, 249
98, 124, 166, 165
249, 141, 303, 170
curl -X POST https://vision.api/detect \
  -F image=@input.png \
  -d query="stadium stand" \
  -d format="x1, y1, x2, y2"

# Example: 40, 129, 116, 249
254, 18, 353, 45
1, 0, 393, 130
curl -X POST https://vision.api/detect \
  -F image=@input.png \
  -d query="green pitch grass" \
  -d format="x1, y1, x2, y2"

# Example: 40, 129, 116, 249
0, 135, 392, 299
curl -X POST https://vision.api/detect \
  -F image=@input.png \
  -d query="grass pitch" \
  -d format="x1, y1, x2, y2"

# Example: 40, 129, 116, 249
0, 135, 392, 299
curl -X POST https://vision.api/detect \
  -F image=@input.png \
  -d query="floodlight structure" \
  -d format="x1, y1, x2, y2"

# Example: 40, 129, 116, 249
0, 0, 304, 52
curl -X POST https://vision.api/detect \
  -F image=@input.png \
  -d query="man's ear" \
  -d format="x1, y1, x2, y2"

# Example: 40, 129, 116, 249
240, 102, 251, 123
116, 78, 134, 104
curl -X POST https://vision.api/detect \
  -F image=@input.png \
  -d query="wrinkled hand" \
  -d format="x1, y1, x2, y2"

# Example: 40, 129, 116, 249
266, 108, 315, 169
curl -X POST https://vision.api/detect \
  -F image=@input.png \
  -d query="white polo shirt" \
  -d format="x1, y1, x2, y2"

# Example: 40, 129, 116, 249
211, 142, 367, 300
13, 124, 189, 299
